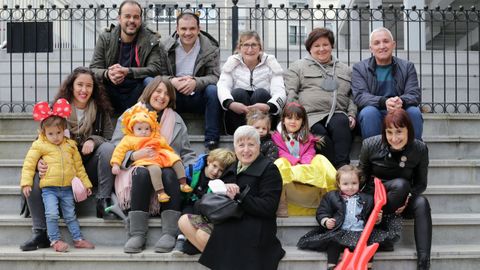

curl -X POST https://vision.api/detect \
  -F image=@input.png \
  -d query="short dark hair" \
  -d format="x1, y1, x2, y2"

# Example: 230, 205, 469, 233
382, 109, 415, 145
177, 12, 200, 27
304, 27, 335, 52
119, 0, 143, 17
280, 102, 310, 144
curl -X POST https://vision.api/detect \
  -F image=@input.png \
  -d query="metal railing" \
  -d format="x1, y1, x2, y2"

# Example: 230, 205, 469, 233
0, 1, 479, 113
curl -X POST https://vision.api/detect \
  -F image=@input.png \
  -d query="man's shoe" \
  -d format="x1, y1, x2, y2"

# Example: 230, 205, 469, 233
205, 141, 219, 151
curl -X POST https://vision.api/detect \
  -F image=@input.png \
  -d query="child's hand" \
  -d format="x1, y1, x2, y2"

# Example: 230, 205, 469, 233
111, 164, 121, 175
22, 186, 32, 198
87, 188, 92, 196
376, 210, 383, 224
325, 218, 336, 229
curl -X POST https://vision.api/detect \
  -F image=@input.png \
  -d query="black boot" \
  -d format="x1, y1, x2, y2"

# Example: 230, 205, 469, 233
417, 254, 430, 270
20, 229, 50, 251
96, 198, 117, 220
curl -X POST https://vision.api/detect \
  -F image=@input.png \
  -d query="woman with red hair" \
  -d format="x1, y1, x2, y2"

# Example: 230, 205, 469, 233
359, 108, 431, 269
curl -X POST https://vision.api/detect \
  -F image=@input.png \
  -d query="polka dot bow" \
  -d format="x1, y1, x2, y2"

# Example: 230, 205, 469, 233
32, 98, 72, 122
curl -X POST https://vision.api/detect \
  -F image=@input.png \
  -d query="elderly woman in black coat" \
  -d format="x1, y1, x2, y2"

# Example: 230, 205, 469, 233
178, 125, 285, 270
359, 109, 431, 270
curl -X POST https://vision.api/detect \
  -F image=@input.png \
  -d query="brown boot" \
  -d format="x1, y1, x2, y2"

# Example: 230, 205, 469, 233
276, 188, 288, 218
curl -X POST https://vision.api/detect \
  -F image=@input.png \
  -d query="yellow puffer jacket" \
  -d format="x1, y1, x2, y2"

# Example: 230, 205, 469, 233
20, 134, 92, 189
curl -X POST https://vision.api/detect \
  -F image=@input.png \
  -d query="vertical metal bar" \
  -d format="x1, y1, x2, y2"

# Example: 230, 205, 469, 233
59, 7, 62, 85
274, 7, 277, 58
418, 9, 422, 95
286, 7, 290, 69
83, 8, 86, 66
231, 1, 238, 53
430, 9, 434, 112
465, 9, 470, 111
22, 8, 25, 111
9, 8, 13, 112
442, 10, 446, 111
335, 8, 339, 59
359, 7, 362, 60
35, 8, 38, 104
70, 7, 73, 72
298, 7, 302, 59
406, 9, 410, 60
454, 10, 458, 111
46, 8, 50, 102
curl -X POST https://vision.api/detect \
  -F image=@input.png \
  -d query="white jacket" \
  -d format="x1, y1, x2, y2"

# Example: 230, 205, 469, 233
217, 53, 286, 114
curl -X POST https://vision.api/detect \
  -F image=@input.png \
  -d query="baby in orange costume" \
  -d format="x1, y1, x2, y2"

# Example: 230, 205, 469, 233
111, 105, 192, 202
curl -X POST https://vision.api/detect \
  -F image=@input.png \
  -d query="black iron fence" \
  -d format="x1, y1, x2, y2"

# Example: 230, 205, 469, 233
0, 2, 479, 113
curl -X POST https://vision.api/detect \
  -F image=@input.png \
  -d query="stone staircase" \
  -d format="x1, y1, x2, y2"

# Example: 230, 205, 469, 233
0, 113, 479, 269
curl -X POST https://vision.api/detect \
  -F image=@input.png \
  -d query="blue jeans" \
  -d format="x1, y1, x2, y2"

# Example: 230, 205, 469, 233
175, 84, 221, 144
42, 187, 83, 242
358, 105, 423, 140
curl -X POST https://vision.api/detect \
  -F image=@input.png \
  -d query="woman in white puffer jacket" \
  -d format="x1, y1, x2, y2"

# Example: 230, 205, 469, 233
217, 31, 286, 134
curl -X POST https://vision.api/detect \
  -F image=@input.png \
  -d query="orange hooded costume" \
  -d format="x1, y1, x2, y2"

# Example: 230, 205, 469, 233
110, 105, 181, 168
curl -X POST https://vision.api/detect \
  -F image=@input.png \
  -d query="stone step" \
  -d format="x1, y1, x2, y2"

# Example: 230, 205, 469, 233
2, 113, 478, 137
1, 244, 479, 270
4, 184, 480, 215
1, 214, 479, 248
2, 134, 478, 160
2, 159, 478, 186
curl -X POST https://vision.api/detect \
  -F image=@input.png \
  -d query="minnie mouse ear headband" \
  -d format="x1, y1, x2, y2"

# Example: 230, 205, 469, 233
33, 98, 72, 122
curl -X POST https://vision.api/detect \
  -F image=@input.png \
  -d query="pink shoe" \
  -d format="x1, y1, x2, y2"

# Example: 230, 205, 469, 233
73, 239, 95, 249
51, 240, 69, 252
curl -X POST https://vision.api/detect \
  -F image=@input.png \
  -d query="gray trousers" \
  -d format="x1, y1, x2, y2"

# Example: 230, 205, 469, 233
27, 142, 115, 230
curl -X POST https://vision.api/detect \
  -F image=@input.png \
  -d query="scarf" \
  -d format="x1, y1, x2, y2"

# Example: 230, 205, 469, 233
67, 101, 97, 145
144, 102, 176, 144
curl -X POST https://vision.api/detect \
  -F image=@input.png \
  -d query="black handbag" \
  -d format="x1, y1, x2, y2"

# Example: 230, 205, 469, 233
197, 185, 251, 224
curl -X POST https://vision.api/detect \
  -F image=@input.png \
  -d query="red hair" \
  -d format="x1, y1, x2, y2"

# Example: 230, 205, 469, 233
382, 109, 415, 145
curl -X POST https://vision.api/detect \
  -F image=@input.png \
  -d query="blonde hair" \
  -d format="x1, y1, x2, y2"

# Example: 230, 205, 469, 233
236, 30, 263, 52
246, 109, 271, 128
207, 148, 237, 169
335, 165, 364, 189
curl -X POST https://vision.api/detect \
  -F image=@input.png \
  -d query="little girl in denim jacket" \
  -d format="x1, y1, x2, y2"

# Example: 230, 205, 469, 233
20, 99, 95, 252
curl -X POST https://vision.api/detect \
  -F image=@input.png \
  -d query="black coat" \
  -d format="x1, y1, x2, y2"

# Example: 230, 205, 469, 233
199, 155, 285, 270
358, 135, 429, 197
316, 191, 374, 231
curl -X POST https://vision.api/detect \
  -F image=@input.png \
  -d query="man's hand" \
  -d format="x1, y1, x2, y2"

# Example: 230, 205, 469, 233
229, 102, 250, 115
172, 76, 196, 95
386, 96, 403, 111
108, 64, 129, 85
81, 140, 95, 155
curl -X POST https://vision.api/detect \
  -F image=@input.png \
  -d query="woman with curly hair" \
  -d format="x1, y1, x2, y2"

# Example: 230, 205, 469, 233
20, 67, 117, 251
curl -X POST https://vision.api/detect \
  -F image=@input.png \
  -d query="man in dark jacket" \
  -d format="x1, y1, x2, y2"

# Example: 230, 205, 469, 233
161, 12, 221, 151
90, 0, 167, 116
352, 27, 423, 139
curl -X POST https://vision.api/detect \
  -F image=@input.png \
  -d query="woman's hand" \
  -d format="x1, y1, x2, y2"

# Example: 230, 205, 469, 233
81, 140, 95, 155
348, 116, 356, 130
22, 186, 32, 198
229, 102, 249, 115
37, 159, 48, 177
395, 196, 410, 215
248, 103, 270, 113
325, 218, 336, 229
225, 183, 240, 199
132, 147, 156, 161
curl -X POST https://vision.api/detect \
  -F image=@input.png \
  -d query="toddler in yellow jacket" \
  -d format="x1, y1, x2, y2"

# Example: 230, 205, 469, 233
20, 99, 94, 252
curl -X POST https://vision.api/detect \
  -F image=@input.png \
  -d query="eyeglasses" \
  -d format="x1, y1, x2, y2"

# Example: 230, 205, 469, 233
241, 43, 260, 49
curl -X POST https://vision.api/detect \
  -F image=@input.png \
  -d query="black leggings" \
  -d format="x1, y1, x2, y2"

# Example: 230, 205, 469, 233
130, 167, 182, 212
310, 113, 353, 168
382, 178, 432, 260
